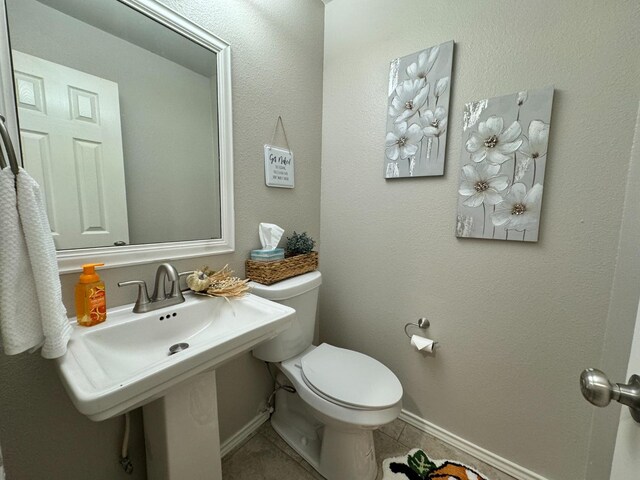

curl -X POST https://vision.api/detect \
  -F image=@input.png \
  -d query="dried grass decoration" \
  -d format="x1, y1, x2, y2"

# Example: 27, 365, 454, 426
186, 265, 250, 298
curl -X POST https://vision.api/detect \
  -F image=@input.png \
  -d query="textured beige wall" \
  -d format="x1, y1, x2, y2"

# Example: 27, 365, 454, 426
320, 1, 639, 480
0, 0, 324, 478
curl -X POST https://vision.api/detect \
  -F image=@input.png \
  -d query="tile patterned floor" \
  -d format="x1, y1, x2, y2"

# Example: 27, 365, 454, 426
222, 418, 518, 480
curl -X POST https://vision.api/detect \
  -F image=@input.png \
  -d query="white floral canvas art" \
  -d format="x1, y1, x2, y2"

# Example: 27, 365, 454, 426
384, 41, 454, 178
455, 86, 554, 242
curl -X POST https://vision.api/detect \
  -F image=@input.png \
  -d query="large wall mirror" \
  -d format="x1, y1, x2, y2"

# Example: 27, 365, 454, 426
0, 0, 234, 272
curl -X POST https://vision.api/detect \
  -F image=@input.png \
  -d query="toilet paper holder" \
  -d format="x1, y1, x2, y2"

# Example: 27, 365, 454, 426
404, 318, 439, 348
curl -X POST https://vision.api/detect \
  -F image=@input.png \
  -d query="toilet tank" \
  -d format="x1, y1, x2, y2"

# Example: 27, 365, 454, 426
251, 271, 322, 362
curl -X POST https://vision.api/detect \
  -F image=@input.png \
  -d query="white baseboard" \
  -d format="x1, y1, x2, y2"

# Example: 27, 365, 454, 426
399, 410, 550, 480
220, 412, 270, 458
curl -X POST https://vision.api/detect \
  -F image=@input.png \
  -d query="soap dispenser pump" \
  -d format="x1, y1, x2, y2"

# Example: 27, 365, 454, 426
75, 263, 107, 327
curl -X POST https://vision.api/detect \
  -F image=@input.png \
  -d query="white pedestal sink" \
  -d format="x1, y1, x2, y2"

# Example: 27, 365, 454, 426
56, 292, 295, 479
143, 370, 221, 479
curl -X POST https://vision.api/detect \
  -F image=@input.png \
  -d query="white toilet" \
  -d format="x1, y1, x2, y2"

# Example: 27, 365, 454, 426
251, 271, 403, 480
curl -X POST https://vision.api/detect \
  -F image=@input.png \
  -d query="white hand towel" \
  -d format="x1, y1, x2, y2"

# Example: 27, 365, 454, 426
0, 167, 44, 355
0, 167, 71, 358
16, 168, 71, 359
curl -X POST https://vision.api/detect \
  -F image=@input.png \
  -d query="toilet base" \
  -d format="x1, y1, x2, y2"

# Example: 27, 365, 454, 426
271, 381, 323, 472
271, 373, 378, 480
318, 426, 377, 480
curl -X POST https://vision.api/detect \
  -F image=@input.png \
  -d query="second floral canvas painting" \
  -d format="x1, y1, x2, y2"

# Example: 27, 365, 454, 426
385, 41, 454, 178
455, 86, 554, 242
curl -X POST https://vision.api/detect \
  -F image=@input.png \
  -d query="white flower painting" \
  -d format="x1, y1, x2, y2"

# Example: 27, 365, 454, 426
385, 41, 454, 178
456, 86, 554, 242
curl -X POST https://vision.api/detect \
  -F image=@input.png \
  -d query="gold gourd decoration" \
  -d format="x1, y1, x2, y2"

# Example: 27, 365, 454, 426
187, 265, 250, 298
186, 270, 211, 292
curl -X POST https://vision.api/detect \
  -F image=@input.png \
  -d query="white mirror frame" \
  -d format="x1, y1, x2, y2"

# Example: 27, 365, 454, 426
0, 0, 235, 273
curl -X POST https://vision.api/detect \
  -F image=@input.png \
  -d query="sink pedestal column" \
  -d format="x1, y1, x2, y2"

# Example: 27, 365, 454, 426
143, 370, 221, 480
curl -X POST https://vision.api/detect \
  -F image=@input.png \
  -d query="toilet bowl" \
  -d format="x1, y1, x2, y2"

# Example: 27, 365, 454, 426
251, 272, 403, 480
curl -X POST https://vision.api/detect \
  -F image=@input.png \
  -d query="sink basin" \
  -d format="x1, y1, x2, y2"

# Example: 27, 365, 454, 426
56, 292, 295, 421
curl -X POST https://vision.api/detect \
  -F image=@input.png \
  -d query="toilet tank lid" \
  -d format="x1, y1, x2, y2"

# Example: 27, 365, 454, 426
249, 271, 322, 301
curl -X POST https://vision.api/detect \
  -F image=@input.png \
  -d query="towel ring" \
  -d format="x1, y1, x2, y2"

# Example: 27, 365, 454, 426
404, 317, 430, 338
0, 115, 20, 175
0, 140, 6, 171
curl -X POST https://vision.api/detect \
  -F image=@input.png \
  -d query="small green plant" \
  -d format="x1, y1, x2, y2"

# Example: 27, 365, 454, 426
285, 231, 315, 256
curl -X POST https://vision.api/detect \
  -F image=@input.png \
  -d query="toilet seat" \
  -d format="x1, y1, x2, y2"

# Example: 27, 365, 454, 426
279, 345, 403, 428
299, 343, 403, 410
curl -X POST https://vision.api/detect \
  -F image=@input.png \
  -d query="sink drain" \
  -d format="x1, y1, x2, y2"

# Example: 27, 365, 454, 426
168, 343, 189, 355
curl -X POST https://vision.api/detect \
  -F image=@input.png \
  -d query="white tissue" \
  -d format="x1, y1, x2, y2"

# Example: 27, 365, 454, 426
410, 335, 435, 353
259, 223, 284, 250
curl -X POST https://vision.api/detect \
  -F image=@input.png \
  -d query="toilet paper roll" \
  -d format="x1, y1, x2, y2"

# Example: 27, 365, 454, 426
410, 335, 435, 353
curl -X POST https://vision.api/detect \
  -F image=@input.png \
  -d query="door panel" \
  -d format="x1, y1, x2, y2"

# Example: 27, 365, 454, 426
12, 50, 129, 249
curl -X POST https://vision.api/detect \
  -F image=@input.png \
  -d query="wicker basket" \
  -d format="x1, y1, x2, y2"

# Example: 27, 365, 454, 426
245, 252, 318, 285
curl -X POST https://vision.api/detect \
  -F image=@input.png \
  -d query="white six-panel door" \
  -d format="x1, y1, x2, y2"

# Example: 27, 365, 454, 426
12, 50, 129, 250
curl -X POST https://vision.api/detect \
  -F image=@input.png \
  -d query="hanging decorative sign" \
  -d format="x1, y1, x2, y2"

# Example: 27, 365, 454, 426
264, 144, 294, 188
264, 116, 295, 188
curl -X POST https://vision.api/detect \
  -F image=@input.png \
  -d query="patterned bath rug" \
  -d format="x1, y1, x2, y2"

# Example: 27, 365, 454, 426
382, 448, 489, 480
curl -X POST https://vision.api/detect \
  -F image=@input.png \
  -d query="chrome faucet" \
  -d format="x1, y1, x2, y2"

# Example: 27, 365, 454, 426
151, 263, 181, 302
118, 263, 187, 313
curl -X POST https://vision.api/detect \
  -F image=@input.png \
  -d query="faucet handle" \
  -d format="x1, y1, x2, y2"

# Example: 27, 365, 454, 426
118, 280, 151, 313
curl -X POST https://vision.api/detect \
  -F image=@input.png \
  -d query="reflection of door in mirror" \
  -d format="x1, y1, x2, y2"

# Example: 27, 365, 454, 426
14, 51, 129, 250
5, 0, 222, 253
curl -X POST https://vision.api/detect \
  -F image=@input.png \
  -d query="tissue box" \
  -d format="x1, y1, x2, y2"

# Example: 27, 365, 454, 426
250, 248, 285, 261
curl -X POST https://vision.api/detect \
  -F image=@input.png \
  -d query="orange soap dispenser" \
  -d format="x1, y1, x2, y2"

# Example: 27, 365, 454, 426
75, 263, 107, 327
